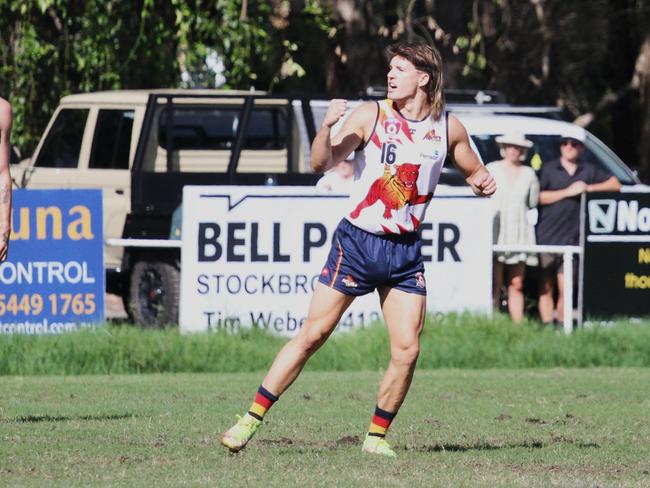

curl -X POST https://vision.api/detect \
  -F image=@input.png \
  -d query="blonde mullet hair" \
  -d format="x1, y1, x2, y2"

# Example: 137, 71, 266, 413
387, 41, 445, 120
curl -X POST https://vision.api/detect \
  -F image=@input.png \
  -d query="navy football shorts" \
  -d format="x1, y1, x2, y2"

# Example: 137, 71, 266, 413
318, 218, 427, 296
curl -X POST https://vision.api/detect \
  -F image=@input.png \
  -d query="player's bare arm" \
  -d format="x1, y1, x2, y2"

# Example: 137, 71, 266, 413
447, 114, 496, 197
310, 100, 376, 173
0, 98, 12, 261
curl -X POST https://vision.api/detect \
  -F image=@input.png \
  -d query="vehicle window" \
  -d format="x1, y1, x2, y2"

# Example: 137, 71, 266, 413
311, 105, 328, 133
35, 109, 88, 168
584, 134, 635, 184
469, 134, 635, 184
89, 109, 134, 170
473, 134, 559, 166
245, 109, 287, 149
158, 106, 287, 151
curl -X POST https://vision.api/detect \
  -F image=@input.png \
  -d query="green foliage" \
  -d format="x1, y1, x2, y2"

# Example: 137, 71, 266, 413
0, 0, 181, 153
456, 25, 486, 77
213, 0, 273, 87
2, 315, 650, 375
455, 0, 613, 109
0, 0, 336, 154
2, 1, 647, 174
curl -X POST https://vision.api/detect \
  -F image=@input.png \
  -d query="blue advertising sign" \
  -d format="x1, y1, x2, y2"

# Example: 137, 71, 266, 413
0, 189, 104, 333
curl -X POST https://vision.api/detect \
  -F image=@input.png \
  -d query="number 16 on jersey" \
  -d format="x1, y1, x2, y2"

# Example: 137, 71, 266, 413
380, 142, 397, 165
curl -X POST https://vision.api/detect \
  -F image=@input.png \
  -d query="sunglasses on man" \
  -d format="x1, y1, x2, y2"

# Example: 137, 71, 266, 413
560, 139, 583, 148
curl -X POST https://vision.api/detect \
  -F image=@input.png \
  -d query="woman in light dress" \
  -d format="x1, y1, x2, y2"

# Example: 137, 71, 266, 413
486, 133, 539, 323
316, 158, 355, 192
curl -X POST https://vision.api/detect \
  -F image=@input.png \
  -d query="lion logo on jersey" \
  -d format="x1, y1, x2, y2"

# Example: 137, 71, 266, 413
349, 163, 432, 220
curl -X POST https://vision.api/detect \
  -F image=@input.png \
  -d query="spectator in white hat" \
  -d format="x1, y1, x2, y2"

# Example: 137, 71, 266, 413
487, 132, 539, 323
316, 154, 355, 193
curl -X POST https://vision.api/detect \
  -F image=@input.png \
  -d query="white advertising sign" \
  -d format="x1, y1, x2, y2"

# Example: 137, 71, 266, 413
180, 186, 492, 335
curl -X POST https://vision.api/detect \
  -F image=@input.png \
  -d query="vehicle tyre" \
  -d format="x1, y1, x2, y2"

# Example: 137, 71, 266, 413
121, 292, 134, 323
128, 258, 180, 328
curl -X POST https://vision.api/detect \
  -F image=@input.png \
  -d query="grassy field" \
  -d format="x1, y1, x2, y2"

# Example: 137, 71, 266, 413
2, 314, 650, 374
1, 369, 649, 487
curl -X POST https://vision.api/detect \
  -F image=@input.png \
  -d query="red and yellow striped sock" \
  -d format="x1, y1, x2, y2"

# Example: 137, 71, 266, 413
368, 405, 396, 438
248, 385, 278, 421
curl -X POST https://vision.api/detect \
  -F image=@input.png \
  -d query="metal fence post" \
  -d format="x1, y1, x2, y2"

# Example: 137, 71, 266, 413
562, 250, 573, 335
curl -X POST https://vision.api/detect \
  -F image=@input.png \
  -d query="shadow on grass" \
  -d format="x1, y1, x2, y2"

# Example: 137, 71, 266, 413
257, 436, 600, 452
4, 413, 135, 423
406, 438, 600, 452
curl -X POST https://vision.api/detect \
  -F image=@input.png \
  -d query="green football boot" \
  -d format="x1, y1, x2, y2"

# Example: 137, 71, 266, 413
362, 434, 397, 458
220, 413, 262, 452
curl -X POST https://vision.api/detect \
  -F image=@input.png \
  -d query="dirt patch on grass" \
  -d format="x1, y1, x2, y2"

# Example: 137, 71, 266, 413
505, 461, 643, 478
524, 413, 580, 426
407, 439, 544, 452
258, 437, 294, 447
335, 435, 360, 446
6, 413, 135, 423
424, 417, 442, 426
258, 435, 361, 450
525, 416, 546, 424
406, 435, 601, 453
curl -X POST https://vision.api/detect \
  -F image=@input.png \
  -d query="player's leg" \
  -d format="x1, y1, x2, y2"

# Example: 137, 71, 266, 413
261, 284, 355, 394
362, 286, 425, 457
220, 283, 354, 452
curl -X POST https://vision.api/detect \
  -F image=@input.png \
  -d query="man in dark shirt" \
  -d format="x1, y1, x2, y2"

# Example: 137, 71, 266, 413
536, 133, 621, 325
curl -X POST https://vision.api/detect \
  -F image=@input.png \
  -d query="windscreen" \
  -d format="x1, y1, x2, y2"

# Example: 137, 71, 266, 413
468, 134, 636, 185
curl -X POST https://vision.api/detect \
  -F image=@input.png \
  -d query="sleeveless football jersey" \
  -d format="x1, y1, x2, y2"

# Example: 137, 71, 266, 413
345, 99, 448, 235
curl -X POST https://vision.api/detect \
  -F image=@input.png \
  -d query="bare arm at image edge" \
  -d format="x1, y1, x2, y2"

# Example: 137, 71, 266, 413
0, 98, 12, 261
447, 114, 496, 197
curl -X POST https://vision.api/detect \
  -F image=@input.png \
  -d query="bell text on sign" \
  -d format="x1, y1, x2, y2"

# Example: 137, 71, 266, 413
197, 221, 461, 265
